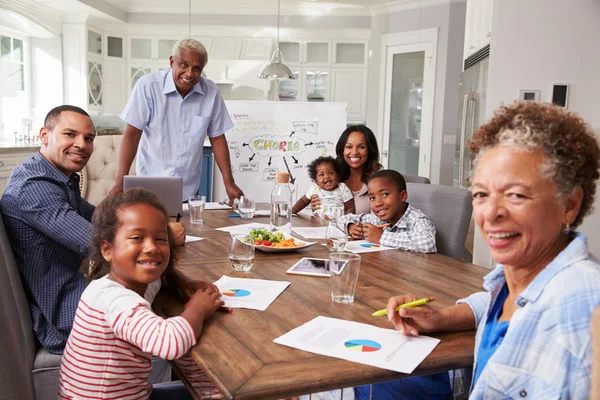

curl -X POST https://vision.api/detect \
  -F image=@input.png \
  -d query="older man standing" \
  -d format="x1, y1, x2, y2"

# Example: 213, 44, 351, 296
112, 38, 243, 201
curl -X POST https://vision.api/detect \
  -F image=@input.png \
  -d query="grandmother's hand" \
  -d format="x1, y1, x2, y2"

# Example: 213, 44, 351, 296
387, 294, 443, 336
310, 194, 321, 212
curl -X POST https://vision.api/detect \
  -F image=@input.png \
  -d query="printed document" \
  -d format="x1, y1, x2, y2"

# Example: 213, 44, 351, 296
213, 276, 291, 311
215, 223, 271, 235
344, 240, 396, 254
274, 316, 439, 373
185, 235, 204, 243
292, 227, 329, 239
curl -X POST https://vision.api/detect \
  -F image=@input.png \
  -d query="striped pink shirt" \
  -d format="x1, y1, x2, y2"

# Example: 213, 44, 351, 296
58, 276, 220, 399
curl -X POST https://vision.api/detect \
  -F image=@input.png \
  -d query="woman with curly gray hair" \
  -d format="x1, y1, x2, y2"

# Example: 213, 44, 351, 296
383, 102, 600, 399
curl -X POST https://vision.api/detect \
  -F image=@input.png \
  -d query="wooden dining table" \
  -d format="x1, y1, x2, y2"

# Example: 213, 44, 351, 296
154, 206, 489, 400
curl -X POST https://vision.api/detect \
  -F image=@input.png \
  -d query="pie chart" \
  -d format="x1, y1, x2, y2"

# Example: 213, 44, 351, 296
222, 289, 251, 297
344, 339, 382, 352
360, 243, 380, 248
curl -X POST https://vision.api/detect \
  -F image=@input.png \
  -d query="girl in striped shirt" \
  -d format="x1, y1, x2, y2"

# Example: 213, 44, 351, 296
58, 188, 224, 400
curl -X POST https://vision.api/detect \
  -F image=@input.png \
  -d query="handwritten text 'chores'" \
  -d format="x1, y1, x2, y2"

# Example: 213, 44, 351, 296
212, 101, 348, 203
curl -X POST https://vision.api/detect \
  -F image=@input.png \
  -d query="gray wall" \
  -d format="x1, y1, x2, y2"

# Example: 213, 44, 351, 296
473, 0, 600, 267
366, 2, 466, 185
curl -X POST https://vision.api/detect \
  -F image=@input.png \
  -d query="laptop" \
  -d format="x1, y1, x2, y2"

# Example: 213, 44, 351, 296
122, 176, 183, 217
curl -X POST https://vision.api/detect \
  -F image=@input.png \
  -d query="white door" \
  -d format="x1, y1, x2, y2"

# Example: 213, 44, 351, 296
380, 36, 436, 178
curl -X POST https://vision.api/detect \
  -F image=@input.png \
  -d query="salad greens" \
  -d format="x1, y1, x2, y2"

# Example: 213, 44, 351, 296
248, 229, 285, 243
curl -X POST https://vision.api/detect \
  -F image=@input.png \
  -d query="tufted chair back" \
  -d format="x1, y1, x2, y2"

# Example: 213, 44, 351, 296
81, 135, 136, 205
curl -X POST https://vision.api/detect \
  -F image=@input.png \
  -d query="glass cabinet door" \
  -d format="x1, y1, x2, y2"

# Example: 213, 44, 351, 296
130, 38, 153, 59
278, 69, 300, 101
305, 70, 329, 102
107, 36, 124, 58
88, 61, 103, 106
88, 30, 102, 55
130, 66, 152, 91
279, 41, 301, 64
158, 39, 177, 60
305, 41, 330, 65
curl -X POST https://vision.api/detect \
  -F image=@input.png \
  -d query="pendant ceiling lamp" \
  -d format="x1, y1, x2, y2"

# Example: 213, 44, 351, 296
258, 0, 296, 80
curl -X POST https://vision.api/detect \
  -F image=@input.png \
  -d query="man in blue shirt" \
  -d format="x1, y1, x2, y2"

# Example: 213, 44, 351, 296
113, 38, 243, 201
0, 105, 188, 355
0, 105, 96, 354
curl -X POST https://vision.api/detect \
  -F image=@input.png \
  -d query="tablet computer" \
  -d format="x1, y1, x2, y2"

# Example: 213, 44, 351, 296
286, 258, 329, 277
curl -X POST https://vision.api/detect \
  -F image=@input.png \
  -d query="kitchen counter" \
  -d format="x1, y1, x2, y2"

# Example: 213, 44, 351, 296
0, 141, 41, 151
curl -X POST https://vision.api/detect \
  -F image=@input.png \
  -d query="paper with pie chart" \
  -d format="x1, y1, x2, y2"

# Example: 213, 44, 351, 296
213, 275, 291, 311
343, 240, 396, 254
273, 316, 440, 373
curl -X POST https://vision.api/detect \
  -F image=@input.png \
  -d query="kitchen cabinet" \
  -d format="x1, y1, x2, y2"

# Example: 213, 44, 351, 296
87, 57, 103, 109
332, 68, 368, 120
128, 35, 213, 62
240, 38, 273, 60
106, 35, 125, 59
279, 39, 331, 66
333, 40, 368, 67
211, 37, 243, 60
87, 29, 102, 56
127, 63, 169, 93
278, 66, 331, 102
464, 0, 493, 59
103, 60, 126, 114
0, 148, 38, 196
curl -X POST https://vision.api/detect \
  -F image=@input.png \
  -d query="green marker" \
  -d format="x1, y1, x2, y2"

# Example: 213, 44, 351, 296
372, 296, 436, 317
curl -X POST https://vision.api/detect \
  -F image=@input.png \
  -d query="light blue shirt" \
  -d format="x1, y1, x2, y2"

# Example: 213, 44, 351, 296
121, 69, 233, 199
459, 232, 600, 399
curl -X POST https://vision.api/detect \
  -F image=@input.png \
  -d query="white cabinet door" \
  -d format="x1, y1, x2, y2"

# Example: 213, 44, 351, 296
87, 57, 103, 110
333, 40, 368, 67
129, 35, 154, 61
332, 68, 367, 120
279, 40, 302, 64
211, 37, 243, 59
240, 38, 274, 60
464, 0, 492, 59
103, 59, 126, 114
304, 40, 331, 66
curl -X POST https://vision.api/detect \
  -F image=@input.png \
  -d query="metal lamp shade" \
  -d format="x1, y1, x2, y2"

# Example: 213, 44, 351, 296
258, 49, 296, 80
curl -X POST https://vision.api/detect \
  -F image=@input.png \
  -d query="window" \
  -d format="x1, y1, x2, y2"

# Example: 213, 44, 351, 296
0, 33, 29, 141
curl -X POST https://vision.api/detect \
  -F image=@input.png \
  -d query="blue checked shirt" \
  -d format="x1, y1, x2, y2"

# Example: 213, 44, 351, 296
0, 152, 94, 354
121, 69, 233, 199
336, 204, 437, 253
459, 232, 600, 399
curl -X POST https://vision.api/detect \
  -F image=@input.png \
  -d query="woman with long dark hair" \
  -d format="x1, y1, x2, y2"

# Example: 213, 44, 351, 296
311, 125, 382, 214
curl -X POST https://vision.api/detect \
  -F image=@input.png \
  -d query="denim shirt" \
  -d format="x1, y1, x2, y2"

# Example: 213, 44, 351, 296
459, 233, 600, 399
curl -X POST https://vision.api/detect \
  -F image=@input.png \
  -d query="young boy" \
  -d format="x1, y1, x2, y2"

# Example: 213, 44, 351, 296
336, 169, 436, 253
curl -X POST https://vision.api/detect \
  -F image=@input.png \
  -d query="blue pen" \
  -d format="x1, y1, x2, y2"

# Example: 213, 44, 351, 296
229, 213, 241, 218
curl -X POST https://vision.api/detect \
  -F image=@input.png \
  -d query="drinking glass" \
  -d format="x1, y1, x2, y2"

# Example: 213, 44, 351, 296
228, 234, 255, 272
188, 195, 206, 224
326, 221, 348, 251
238, 196, 256, 219
329, 252, 361, 304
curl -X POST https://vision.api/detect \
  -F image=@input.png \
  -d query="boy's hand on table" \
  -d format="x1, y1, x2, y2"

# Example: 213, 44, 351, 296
348, 223, 364, 240
363, 223, 383, 244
